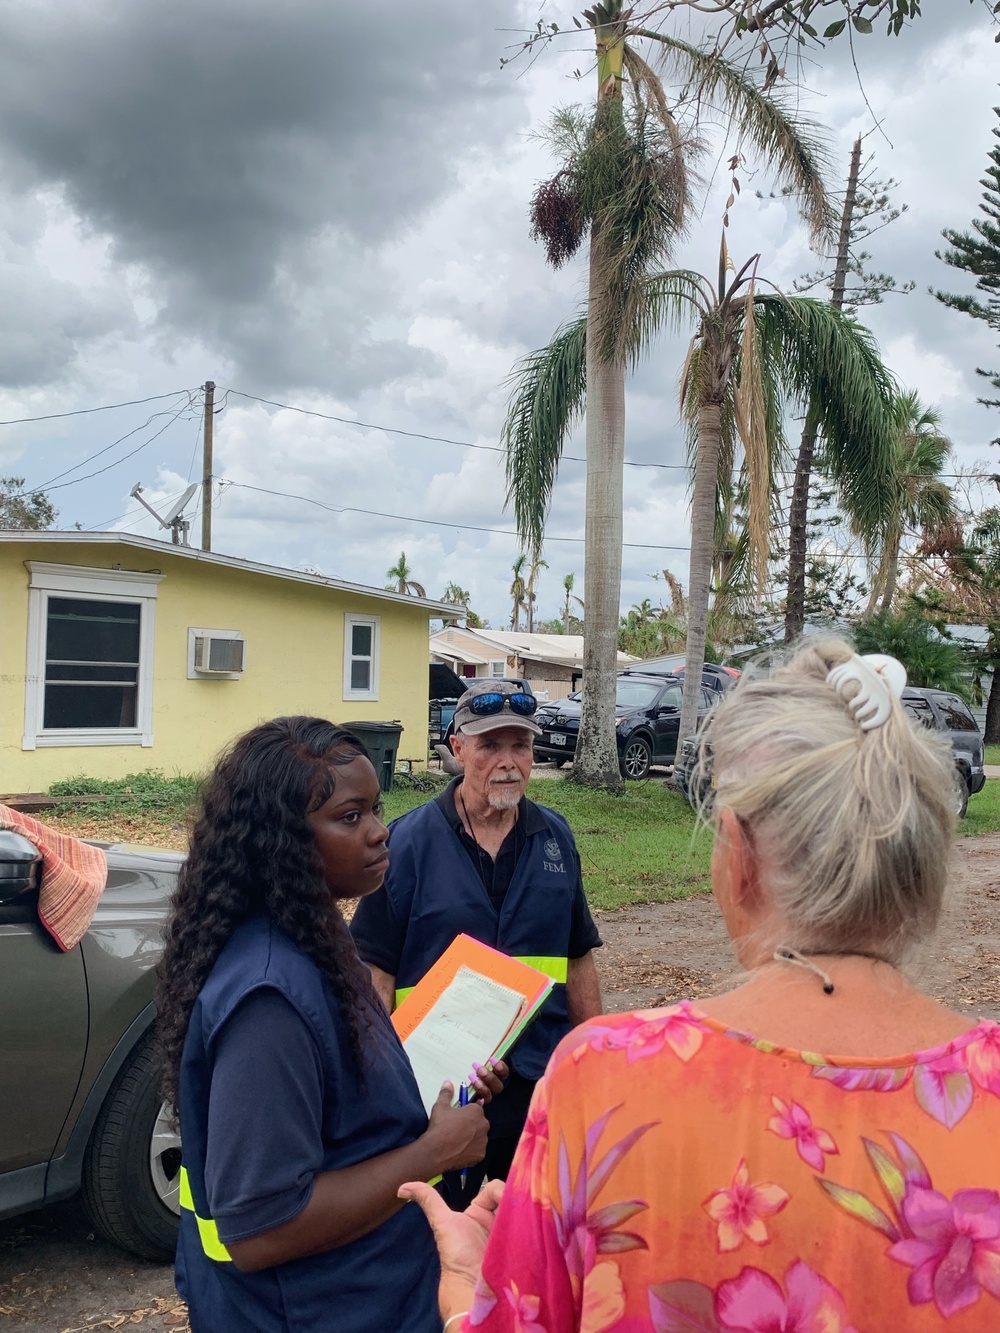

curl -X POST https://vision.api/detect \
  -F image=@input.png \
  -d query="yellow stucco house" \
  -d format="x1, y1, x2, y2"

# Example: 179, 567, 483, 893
0, 532, 452, 791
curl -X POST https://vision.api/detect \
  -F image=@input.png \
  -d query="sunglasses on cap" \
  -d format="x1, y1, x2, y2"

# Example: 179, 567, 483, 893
466, 691, 538, 718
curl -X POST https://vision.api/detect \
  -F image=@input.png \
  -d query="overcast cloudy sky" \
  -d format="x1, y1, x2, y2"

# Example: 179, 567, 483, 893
0, 0, 997, 627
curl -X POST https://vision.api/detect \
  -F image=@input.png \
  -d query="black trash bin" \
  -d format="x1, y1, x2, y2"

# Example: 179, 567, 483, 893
344, 720, 404, 793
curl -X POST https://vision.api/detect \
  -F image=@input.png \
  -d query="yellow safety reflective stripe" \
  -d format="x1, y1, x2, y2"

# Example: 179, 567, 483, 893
514, 955, 568, 983
178, 1166, 232, 1263
396, 957, 567, 1007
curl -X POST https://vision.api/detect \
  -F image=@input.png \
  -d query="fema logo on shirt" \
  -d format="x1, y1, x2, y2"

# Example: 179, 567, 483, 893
543, 837, 565, 874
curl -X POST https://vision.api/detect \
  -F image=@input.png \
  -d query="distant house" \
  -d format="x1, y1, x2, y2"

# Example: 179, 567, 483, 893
0, 532, 454, 791
430, 627, 637, 700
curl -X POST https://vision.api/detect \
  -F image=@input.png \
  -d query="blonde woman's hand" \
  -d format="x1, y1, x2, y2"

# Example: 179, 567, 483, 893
398, 1178, 505, 1320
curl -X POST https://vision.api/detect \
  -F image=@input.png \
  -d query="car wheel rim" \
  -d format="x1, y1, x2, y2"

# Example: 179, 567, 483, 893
624, 744, 649, 778
150, 1102, 182, 1216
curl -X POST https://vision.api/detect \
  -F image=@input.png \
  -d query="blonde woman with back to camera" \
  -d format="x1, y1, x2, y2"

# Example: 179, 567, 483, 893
400, 638, 1000, 1333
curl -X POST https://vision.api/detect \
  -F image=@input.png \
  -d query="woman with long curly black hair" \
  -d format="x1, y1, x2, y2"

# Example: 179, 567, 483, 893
157, 716, 500, 1333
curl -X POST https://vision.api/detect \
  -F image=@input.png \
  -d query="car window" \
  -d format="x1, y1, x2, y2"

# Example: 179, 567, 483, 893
655, 684, 683, 710
936, 697, 979, 732
700, 687, 715, 709
615, 680, 662, 709
903, 699, 936, 729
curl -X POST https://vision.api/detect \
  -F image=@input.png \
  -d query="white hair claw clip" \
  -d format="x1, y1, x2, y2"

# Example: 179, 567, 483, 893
826, 653, 907, 731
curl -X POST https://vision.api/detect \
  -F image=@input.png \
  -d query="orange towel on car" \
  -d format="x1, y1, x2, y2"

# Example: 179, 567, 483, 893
0, 804, 107, 951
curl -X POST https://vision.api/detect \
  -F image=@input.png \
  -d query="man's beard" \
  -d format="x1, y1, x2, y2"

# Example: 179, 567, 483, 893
487, 778, 523, 810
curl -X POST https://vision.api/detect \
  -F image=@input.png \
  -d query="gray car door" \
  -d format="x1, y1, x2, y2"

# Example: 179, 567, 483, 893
0, 890, 88, 1172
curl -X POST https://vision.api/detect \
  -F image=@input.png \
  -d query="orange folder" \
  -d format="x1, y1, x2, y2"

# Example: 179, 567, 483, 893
391, 933, 552, 1053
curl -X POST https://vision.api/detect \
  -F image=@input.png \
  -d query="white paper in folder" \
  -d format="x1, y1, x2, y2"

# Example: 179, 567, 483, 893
402, 965, 525, 1115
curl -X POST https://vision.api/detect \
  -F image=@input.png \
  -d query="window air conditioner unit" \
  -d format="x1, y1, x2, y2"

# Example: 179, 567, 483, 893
194, 635, 245, 674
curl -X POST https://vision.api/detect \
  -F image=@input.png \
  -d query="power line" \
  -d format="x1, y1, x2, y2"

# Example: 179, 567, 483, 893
40, 402, 197, 495
21, 393, 199, 496
223, 387, 693, 472
220, 479, 694, 551
0, 389, 196, 428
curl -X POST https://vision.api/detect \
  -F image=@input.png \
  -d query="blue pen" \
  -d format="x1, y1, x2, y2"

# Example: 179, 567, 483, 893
458, 1082, 469, 1192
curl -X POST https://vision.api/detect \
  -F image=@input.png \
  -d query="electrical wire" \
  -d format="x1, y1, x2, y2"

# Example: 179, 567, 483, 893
222, 387, 693, 472
38, 401, 197, 496
18, 393, 199, 496
220, 479, 692, 550
0, 389, 197, 427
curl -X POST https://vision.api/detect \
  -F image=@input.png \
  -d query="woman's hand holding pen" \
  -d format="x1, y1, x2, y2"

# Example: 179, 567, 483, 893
422, 1060, 508, 1174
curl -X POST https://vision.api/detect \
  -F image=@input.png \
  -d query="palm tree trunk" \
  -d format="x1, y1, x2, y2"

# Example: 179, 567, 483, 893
784, 135, 862, 643
985, 653, 1000, 745
680, 395, 725, 745
879, 545, 901, 614
783, 408, 818, 640
574, 255, 627, 790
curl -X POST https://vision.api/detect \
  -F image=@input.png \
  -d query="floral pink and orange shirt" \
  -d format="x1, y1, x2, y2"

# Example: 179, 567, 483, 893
465, 1003, 1000, 1333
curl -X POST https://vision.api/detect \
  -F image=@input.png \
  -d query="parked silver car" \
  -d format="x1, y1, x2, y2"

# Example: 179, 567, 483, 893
0, 830, 181, 1261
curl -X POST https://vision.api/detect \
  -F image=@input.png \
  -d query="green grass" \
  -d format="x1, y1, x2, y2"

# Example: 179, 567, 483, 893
962, 776, 1000, 837
985, 745, 1000, 767
385, 778, 711, 911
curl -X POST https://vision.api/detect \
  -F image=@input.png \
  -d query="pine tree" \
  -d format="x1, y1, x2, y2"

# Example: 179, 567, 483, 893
934, 105, 1000, 444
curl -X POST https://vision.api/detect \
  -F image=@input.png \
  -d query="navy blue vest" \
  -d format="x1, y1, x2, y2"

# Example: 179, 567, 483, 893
175, 916, 440, 1333
385, 798, 577, 1081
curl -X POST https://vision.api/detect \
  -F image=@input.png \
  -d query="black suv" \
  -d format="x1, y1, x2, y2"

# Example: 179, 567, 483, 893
901, 687, 985, 817
674, 684, 986, 818
534, 673, 716, 779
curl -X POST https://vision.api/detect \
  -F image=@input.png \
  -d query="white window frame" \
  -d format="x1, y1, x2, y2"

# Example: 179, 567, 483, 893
23, 562, 163, 750
488, 659, 506, 678
187, 627, 246, 681
343, 614, 380, 702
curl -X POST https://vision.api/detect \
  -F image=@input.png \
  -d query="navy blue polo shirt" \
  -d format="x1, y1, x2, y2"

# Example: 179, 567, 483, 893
175, 917, 440, 1333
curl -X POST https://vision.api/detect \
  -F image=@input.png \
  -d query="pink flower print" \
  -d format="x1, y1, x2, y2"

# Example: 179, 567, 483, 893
888, 1185, 1000, 1318
715, 1261, 856, 1332
468, 1278, 498, 1327
967, 1022, 1000, 1097
767, 1096, 838, 1172
649, 1261, 855, 1333
913, 1052, 974, 1128
503, 1281, 548, 1333
614, 1010, 705, 1064
704, 1158, 790, 1252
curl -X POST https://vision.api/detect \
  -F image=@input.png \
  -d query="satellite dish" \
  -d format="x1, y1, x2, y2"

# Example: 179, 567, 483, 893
162, 483, 199, 527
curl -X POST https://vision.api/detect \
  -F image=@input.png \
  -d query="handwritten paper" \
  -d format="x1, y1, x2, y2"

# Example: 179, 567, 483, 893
402, 966, 525, 1115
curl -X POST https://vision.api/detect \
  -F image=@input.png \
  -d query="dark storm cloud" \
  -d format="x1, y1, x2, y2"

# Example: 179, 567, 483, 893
0, 0, 524, 390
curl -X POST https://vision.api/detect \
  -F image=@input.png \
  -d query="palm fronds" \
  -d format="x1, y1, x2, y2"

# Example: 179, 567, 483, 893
502, 317, 588, 559
634, 31, 835, 244
751, 294, 900, 547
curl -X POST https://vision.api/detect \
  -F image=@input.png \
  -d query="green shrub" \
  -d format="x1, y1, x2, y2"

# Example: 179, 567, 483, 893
48, 770, 200, 810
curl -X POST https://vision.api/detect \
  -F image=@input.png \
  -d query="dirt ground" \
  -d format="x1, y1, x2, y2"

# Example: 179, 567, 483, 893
4, 833, 1000, 1332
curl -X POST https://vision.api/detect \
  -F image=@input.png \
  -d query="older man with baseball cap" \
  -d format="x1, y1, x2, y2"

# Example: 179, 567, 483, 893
350, 679, 602, 1206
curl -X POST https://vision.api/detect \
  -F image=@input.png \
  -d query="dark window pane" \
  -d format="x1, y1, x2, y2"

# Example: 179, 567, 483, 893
46, 663, 138, 683
351, 624, 373, 657
904, 701, 935, 729
47, 598, 140, 665
938, 699, 978, 731
44, 684, 137, 729
350, 660, 371, 691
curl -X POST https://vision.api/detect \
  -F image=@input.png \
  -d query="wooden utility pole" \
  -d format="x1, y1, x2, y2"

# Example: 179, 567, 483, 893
784, 135, 862, 642
201, 380, 215, 552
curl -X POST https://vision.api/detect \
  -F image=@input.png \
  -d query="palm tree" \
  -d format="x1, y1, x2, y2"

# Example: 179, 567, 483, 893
508, 243, 900, 745
862, 392, 954, 615
562, 573, 585, 634
509, 555, 530, 631
504, 8, 833, 790
525, 557, 549, 633
386, 552, 427, 598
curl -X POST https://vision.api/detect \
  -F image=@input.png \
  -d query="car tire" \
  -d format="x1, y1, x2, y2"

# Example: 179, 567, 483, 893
552, 757, 570, 769
955, 770, 970, 820
82, 1032, 181, 1263
621, 736, 652, 780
